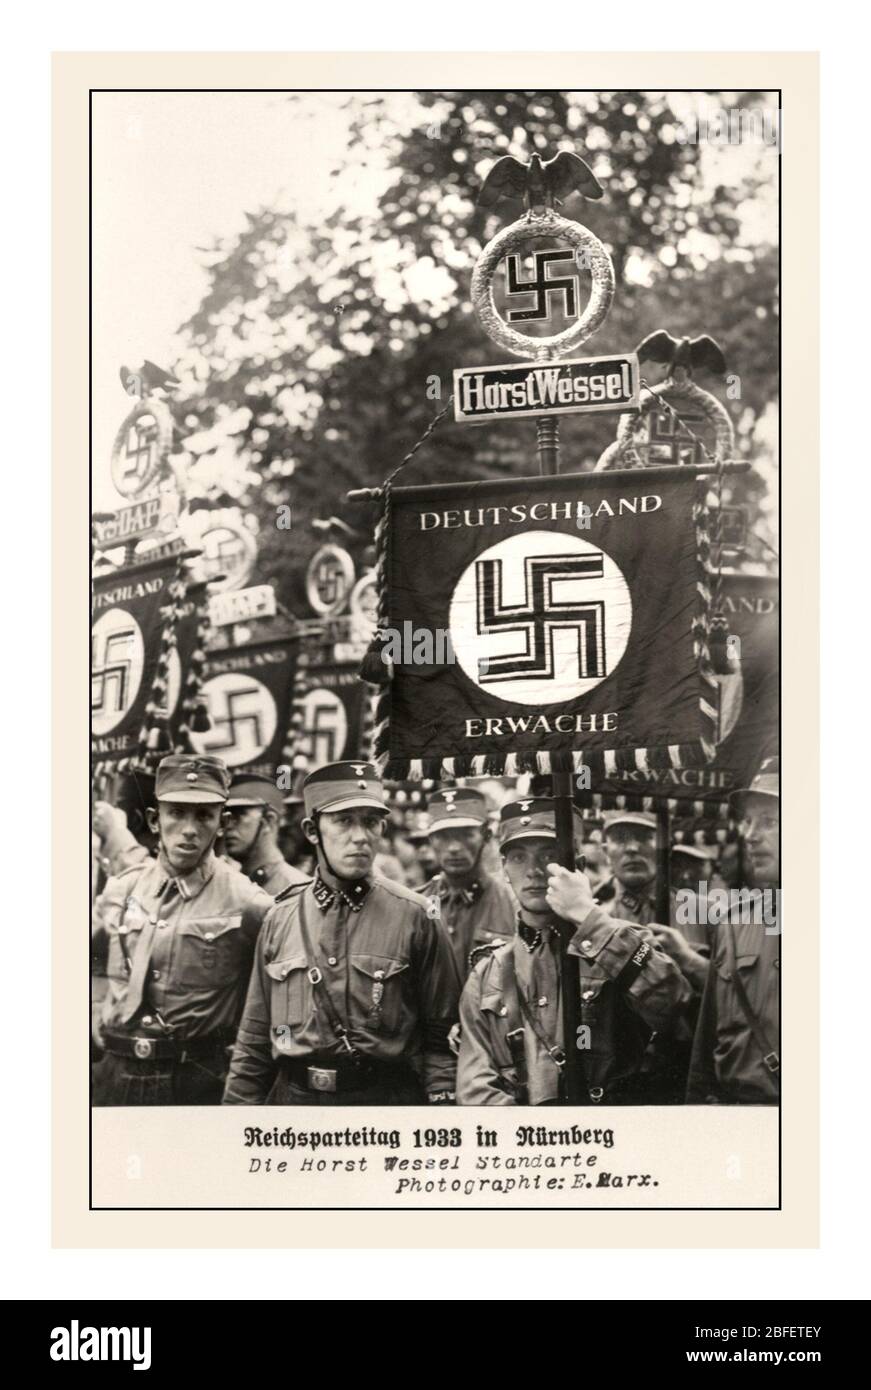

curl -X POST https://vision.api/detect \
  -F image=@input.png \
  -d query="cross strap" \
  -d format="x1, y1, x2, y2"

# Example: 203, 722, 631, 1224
296, 889, 360, 1057
723, 921, 780, 1077
117, 876, 178, 1027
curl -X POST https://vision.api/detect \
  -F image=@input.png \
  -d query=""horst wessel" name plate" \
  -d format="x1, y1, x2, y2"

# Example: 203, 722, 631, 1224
453, 352, 640, 425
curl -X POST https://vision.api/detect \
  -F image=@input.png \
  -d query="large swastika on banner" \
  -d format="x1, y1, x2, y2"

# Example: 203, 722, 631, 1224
190, 672, 277, 766
449, 530, 632, 706
91, 609, 145, 735
299, 688, 349, 769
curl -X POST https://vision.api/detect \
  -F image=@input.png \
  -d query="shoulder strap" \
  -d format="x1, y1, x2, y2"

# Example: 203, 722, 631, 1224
497, 945, 528, 1101
296, 889, 359, 1057
510, 950, 567, 1077
113, 860, 155, 977
724, 921, 779, 1077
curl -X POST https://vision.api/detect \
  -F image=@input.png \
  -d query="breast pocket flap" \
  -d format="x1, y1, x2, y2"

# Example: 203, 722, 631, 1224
351, 955, 409, 982
266, 955, 308, 983
480, 991, 507, 1018
180, 914, 242, 943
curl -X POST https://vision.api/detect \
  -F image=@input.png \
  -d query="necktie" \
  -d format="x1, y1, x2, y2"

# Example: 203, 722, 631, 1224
119, 880, 178, 1024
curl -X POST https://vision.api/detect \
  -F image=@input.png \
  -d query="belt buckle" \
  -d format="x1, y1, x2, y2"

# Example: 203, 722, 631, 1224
763, 1051, 780, 1074
307, 1066, 337, 1093
133, 1038, 155, 1060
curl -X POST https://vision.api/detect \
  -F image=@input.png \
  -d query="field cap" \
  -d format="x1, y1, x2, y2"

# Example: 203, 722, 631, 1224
602, 810, 657, 834
226, 773, 284, 816
672, 843, 717, 863
730, 756, 779, 818
303, 761, 387, 816
498, 797, 583, 853
427, 788, 489, 835
155, 754, 230, 804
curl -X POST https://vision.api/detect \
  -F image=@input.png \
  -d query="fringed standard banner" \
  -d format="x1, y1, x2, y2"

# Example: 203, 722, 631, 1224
296, 661, 370, 772
168, 581, 212, 752
91, 557, 183, 768
584, 572, 778, 807
373, 470, 718, 781
188, 637, 298, 779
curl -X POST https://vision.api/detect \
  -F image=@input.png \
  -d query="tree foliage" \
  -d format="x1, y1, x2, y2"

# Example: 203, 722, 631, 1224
170, 91, 778, 611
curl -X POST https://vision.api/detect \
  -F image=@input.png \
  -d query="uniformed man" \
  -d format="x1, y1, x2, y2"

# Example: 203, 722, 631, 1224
406, 817, 437, 885
456, 798, 694, 1106
91, 772, 157, 1060
223, 772, 310, 895
223, 760, 460, 1105
596, 809, 707, 987
279, 790, 316, 878
92, 754, 272, 1105
594, 812, 711, 1100
422, 788, 516, 986
596, 810, 659, 924
686, 758, 780, 1104
670, 842, 719, 953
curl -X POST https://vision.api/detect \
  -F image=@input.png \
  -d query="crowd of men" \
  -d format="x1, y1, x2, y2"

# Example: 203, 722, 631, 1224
91, 753, 780, 1108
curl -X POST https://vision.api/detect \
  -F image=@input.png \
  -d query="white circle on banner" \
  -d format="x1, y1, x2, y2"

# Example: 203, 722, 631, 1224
299, 688, 349, 768
189, 672, 277, 765
91, 609, 146, 735
448, 530, 632, 706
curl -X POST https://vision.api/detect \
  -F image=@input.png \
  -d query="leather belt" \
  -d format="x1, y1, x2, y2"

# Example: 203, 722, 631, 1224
278, 1057, 413, 1094
102, 1031, 233, 1063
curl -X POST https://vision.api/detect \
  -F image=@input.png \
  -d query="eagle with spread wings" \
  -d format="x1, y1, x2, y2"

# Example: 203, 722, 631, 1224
477, 151, 603, 211
636, 331, 727, 379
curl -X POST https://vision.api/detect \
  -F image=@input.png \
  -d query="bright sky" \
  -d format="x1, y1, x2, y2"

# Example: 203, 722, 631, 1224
92, 90, 777, 512
93, 90, 410, 507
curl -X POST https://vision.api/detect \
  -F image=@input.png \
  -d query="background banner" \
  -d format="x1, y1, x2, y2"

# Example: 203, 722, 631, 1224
580, 571, 778, 810
90, 557, 181, 768
377, 469, 718, 780
298, 662, 369, 771
189, 637, 298, 779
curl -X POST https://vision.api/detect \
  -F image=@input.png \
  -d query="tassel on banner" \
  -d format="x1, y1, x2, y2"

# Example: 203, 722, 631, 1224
360, 633, 392, 686
191, 702, 211, 732
132, 557, 190, 762
708, 614, 739, 675
146, 714, 171, 752
170, 575, 212, 752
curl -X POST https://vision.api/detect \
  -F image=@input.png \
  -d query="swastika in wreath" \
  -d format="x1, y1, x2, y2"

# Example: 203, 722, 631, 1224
504, 249, 579, 323
644, 406, 708, 465
475, 553, 605, 682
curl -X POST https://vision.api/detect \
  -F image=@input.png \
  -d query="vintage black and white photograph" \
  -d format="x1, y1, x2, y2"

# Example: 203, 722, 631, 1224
89, 86, 780, 1204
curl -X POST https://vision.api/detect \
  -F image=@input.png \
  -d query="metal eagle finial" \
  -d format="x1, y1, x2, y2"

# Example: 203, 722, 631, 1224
477, 151, 604, 213
119, 360, 180, 397
636, 331, 727, 382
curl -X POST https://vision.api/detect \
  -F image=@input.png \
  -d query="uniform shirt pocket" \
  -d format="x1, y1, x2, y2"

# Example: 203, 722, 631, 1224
480, 990, 516, 1073
350, 954, 409, 1036
578, 968, 607, 1022
175, 915, 245, 989
264, 955, 310, 1044
107, 904, 146, 984
715, 949, 759, 983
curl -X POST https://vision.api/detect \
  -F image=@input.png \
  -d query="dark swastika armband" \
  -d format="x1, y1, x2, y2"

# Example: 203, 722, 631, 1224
615, 939, 653, 990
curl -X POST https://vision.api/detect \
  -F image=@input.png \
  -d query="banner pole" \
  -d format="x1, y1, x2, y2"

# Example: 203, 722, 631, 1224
536, 413, 584, 1104
655, 803, 671, 924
